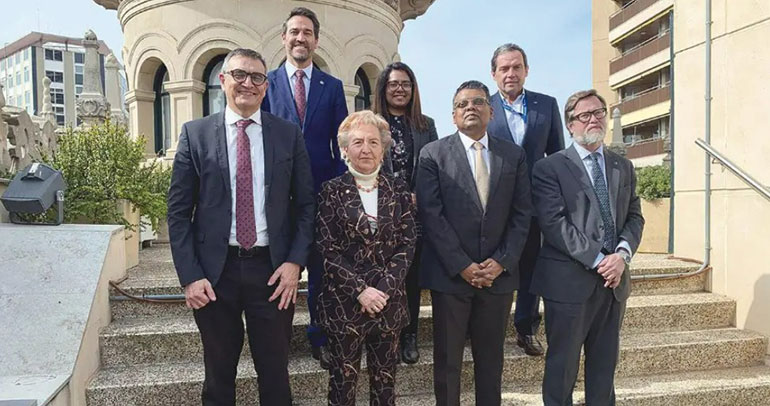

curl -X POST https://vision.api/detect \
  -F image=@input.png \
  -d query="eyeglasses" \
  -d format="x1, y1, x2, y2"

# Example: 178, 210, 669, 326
225, 69, 267, 85
454, 97, 489, 110
570, 107, 607, 123
386, 81, 413, 91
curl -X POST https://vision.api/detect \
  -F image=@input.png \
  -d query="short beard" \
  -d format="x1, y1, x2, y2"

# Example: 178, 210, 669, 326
574, 129, 605, 146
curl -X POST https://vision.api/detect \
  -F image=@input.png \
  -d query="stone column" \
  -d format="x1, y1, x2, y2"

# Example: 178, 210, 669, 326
344, 84, 359, 114
105, 53, 127, 125
160, 79, 205, 158
125, 89, 155, 156
76, 30, 111, 126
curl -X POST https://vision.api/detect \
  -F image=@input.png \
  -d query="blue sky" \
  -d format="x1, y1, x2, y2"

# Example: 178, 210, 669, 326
2, 0, 591, 138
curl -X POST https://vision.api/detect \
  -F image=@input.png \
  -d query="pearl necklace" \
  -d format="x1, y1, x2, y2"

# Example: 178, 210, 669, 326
355, 178, 379, 193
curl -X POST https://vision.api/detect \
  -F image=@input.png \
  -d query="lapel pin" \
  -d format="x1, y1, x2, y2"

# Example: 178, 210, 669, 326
320, 80, 325, 85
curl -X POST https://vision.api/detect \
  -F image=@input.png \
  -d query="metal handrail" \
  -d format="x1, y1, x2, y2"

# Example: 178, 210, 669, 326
611, 29, 671, 62
610, 0, 639, 18
615, 81, 671, 104
695, 138, 770, 202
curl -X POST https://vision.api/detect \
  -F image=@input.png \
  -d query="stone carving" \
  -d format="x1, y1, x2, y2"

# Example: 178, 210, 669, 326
607, 107, 627, 157
76, 29, 111, 127
0, 82, 58, 176
105, 53, 128, 125
41, 77, 57, 124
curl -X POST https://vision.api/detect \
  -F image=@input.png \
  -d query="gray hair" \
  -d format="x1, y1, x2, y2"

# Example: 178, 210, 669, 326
564, 89, 607, 125
221, 48, 266, 74
337, 110, 392, 150
491, 43, 529, 72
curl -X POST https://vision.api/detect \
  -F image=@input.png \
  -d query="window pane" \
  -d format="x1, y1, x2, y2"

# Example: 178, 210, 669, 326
55, 50, 62, 62
75, 65, 83, 74
16, 72, 21, 86
208, 88, 225, 115
208, 61, 223, 86
75, 74, 83, 85
74, 53, 84, 64
24, 48, 29, 60
45, 49, 53, 60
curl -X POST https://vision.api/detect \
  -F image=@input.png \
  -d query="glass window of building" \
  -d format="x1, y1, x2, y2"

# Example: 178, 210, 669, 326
354, 68, 371, 112
24, 67, 29, 82
153, 65, 172, 155
75, 65, 83, 74
25, 91, 30, 104
16, 72, 21, 86
75, 74, 83, 86
6, 75, 12, 89
74, 52, 84, 64
15, 53, 20, 65
203, 55, 226, 116
44, 49, 63, 62
1, 58, 5, 70
46, 71, 63, 83
51, 88, 64, 105
24, 48, 29, 61
76, 85, 83, 95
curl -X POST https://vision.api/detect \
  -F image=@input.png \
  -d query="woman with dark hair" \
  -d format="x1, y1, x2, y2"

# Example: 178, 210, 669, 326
373, 61, 438, 364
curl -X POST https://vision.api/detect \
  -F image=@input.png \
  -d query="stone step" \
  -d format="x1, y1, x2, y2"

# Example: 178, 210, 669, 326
99, 293, 735, 367
86, 328, 768, 405
110, 253, 705, 320
322, 365, 770, 406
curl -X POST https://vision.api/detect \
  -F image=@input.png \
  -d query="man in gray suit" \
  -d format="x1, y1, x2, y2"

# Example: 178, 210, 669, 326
530, 89, 644, 406
417, 80, 532, 406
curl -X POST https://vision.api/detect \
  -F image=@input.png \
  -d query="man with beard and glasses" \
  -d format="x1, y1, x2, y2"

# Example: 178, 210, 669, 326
530, 89, 644, 406
262, 6, 349, 370
417, 81, 532, 406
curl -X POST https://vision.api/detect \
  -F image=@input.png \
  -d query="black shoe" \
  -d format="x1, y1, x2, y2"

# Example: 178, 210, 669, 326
516, 333, 544, 356
311, 345, 332, 370
400, 333, 420, 364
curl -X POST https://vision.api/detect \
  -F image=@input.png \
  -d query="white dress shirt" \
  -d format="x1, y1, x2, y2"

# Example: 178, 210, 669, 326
285, 61, 312, 101
458, 131, 491, 178
572, 143, 632, 266
501, 90, 527, 146
225, 106, 269, 247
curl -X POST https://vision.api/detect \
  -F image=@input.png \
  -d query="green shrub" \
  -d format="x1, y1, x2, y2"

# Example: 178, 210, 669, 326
44, 120, 171, 231
636, 165, 671, 200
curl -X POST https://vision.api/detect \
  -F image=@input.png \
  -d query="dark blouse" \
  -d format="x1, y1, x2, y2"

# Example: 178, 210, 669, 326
387, 115, 415, 187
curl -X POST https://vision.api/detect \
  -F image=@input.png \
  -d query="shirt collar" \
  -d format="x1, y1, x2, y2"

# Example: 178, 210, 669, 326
458, 131, 489, 151
225, 106, 262, 126
285, 60, 313, 81
501, 89, 526, 114
573, 141, 604, 162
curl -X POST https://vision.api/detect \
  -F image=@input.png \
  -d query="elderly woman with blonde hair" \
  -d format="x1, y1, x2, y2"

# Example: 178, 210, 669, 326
315, 110, 418, 406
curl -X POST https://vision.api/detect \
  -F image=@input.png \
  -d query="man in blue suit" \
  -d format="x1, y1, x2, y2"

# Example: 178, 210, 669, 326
262, 6, 349, 369
487, 43, 564, 357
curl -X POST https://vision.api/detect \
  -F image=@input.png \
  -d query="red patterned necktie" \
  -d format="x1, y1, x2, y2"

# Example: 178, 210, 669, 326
235, 118, 257, 248
294, 70, 307, 126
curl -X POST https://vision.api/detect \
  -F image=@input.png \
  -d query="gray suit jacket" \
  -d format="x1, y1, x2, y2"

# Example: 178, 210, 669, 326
530, 145, 644, 303
416, 132, 532, 294
167, 111, 316, 287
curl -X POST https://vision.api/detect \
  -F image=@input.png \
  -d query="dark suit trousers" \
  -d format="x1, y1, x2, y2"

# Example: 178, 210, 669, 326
542, 285, 626, 406
193, 248, 294, 406
327, 328, 400, 406
306, 248, 328, 347
514, 218, 542, 335
431, 289, 514, 406
401, 239, 423, 335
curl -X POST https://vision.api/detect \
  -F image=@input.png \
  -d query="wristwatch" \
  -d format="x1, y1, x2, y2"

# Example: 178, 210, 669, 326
617, 249, 632, 265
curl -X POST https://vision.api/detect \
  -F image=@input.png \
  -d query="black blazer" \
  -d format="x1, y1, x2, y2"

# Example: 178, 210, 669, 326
315, 172, 417, 335
382, 115, 439, 190
530, 145, 645, 303
416, 133, 532, 295
167, 111, 315, 287
488, 90, 564, 176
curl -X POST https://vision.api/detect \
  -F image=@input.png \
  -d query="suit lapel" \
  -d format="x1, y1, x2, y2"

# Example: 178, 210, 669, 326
490, 92, 514, 143
605, 150, 621, 222
303, 67, 326, 130
214, 112, 232, 200
376, 175, 395, 239
274, 65, 300, 125
522, 91, 540, 150
564, 145, 601, 208
449, 133, 483, 212
262, 114, 275, 201
487, 137, 504, 203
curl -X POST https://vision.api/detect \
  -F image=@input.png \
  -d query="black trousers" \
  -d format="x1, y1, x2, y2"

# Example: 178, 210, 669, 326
401, 239, 423, 336
431, 289, 514, 406
542, 285, 626, 406
327, 328, 400, 406
193, 248, 294, 406
513, 217, 542, 336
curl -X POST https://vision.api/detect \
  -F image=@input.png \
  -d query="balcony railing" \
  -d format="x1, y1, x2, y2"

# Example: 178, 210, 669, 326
610, 30, 670, 74
626, 138, 666, 159
612, 83, 671, 115
610, 0, 662, 31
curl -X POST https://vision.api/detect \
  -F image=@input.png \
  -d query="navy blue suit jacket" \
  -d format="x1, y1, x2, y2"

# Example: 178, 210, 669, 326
488, 90, 564, 176
262, 64, 349, 192
167, 111, 316, 287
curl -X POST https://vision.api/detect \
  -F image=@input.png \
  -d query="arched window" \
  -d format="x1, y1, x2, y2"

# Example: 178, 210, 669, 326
354, 68, 371, 111
153, 65, 171, 156
203, 55, 226, 116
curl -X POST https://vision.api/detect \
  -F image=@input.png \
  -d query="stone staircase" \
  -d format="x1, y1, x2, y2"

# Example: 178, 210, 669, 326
86, 244, 770, 405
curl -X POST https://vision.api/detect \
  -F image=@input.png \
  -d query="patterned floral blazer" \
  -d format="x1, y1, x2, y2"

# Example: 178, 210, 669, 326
315, 171, 417, 336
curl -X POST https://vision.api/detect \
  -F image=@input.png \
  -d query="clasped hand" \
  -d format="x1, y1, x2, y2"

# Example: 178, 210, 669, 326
460, 258, 504, 289
358, 286, 389, 317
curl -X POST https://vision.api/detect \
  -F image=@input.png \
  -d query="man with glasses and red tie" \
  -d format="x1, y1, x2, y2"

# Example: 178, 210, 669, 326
262, 6, 349, 370
417, 81, 532, 406
530, 89, 644, 405
168, 48, 315, 405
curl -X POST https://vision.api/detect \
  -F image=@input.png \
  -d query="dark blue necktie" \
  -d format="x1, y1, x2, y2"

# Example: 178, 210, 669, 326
589, 153, 616, 252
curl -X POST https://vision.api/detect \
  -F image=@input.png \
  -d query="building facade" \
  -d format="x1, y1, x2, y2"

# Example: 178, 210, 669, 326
593, 0, 673, 167
0, 32, 126, 128
93, 0, 435, 158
